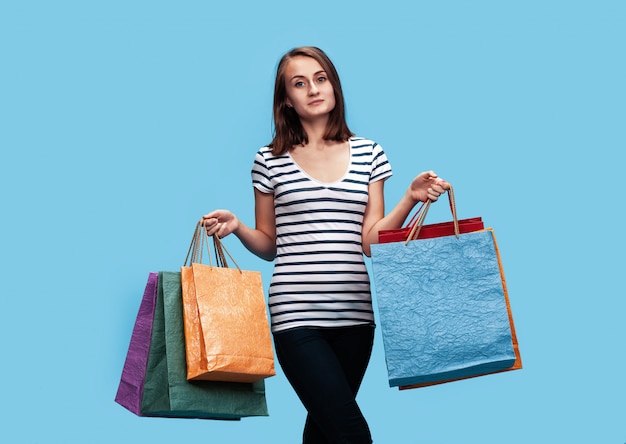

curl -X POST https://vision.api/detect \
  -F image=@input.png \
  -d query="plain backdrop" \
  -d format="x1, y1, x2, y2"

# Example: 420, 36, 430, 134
1, 1, 624, 443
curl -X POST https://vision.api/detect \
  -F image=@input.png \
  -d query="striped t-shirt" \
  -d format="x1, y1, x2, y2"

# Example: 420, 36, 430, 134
251, 137, 393, 333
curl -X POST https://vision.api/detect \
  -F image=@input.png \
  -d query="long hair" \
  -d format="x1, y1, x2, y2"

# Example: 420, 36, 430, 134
269, 47, 353, 155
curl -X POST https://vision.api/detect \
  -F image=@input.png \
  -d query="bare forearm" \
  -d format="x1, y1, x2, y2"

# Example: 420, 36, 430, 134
362, 171, 450, 256
233, 223, 277, 262
362, 191, 418, 256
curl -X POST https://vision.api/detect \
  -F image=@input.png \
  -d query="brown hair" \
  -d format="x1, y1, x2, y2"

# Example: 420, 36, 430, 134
268, 46, 353, 155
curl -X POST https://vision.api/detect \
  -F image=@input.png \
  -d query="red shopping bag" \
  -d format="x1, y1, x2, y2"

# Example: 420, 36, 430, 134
378, 187, 484, 243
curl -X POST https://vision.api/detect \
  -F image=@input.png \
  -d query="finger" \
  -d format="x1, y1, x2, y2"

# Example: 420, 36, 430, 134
201, 216, 215, 226
204, 221, 215, 236
427, 188, 441, 201
431, 184, 446, 194
202, 217, 216, 228
203, 219, 220, 235
203, 209, 223, 220
210, 224, 225, 237
416, 170, 435, 182
217, 223, 229, 238
435, 180, 451, 190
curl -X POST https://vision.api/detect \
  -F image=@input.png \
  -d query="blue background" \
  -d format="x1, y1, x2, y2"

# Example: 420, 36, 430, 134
1, 1, 624, 443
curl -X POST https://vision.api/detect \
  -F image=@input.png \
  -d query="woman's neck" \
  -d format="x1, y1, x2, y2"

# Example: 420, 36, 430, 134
300, 116, 329, 146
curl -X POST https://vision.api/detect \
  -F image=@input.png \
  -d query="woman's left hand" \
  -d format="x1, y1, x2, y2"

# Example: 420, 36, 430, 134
409, 171, 450, 202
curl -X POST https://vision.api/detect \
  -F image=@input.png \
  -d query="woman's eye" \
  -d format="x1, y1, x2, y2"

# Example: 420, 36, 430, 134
317, 76, 327, 83
294, 81, 305, 87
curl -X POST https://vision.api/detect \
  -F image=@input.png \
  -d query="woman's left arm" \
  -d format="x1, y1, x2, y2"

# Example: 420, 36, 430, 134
361, 171, 449, 257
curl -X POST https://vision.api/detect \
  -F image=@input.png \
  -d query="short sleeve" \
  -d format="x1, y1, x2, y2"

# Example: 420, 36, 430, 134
370, 142, 393, 183
251, 148, 274, 193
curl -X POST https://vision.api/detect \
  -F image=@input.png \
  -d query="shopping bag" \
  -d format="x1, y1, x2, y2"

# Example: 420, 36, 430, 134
378, 216, 484, 243
399, 228, 522, 389
370, 189, 521, 388
114, 272, 158, 415
180, 223, 275, 383
378, 191, 484, 243
139, 271, 269, 419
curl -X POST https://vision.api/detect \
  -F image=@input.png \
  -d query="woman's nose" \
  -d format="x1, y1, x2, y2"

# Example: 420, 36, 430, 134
308, 83, 319, 95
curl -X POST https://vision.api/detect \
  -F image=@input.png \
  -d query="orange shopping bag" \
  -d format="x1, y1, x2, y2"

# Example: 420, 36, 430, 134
180, 223, 275, 383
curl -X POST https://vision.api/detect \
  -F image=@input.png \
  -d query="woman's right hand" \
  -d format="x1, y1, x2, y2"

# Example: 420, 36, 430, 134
201, 210, 240, 238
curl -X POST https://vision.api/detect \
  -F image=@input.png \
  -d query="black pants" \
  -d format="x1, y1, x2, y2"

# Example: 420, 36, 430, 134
273, 325, 375, 444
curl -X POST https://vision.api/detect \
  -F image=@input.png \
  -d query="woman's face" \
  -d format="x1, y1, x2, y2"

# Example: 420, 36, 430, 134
283, 55, 336, 122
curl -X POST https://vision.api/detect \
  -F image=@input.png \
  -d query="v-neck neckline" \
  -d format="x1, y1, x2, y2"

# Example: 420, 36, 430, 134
287, 139, 353, 186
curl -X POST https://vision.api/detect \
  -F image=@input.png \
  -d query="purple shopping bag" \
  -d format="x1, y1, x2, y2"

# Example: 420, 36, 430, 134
115, 273, 158, 415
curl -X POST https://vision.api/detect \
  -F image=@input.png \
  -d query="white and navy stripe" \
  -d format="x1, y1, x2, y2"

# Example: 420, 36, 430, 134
252, 137, 393, 332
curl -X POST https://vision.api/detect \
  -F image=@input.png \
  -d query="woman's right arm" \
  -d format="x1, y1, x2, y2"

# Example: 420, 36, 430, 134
202, 188, 277, 261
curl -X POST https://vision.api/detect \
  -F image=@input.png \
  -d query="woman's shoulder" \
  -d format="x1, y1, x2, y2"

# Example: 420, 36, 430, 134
350, 136, 373, 143
253, 146, 290, 167
254, 146, 280, 160
349, 136, 384, 151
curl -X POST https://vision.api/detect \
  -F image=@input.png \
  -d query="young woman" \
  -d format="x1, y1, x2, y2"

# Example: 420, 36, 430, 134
203, 46, 449, 444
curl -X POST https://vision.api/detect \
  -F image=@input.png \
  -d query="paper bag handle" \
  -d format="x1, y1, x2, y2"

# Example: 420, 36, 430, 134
404, 185, 459, 245
184, 221, 241, 271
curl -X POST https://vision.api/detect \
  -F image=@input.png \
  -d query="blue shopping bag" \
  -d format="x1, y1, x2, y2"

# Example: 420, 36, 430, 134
371, 228, 517, 388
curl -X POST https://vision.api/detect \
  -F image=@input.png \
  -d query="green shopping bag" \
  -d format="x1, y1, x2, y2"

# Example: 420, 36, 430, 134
140, 271, 269, 419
